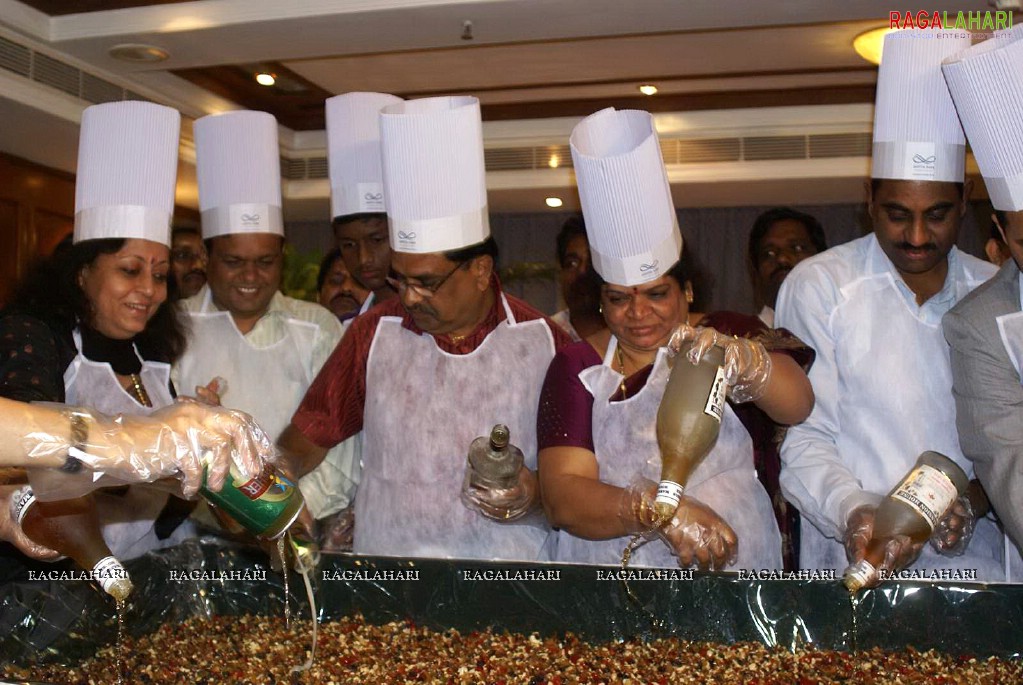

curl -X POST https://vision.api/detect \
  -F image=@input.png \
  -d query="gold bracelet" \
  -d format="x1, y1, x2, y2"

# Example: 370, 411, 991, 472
60, 410, 89, 473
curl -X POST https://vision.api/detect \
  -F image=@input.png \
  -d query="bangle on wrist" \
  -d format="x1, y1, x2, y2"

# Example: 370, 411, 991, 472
60, 411, 88, 473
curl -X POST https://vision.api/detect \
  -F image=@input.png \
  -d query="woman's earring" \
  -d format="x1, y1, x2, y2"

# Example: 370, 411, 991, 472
685, 282, 695, 305
598, 303, 604, 315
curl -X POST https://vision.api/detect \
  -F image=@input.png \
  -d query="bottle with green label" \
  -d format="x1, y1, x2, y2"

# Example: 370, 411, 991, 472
200, 455, 305, 540
844, 451, 969, 592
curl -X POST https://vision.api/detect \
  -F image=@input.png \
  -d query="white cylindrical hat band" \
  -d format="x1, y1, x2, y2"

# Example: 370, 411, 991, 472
871, 141, 965, 183
74, 205, 171, 246
389, 207, 490, 254
201, 203, 284, 239
986, 173, 1023, 213
331, 181, 386, 217
591, 225, 682, 287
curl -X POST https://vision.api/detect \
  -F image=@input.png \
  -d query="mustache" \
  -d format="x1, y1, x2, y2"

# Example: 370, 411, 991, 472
330, 293, 360, 306
408, 303, 438, 319
183, 270, 205, 279
896, 242, 937, 252
769, 266, 791, 281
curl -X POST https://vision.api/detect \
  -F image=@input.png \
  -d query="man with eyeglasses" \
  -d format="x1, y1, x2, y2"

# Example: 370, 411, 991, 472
280, 96, 573, 562
747, 208, 827, 327
170, 225, 207, 299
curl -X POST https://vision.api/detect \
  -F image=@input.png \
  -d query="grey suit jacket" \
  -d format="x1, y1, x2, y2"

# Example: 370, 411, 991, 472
943, 260, 1023, 553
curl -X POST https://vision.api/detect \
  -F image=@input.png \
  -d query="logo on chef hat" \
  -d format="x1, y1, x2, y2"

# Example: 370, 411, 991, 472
358, 183, 385, 212
906, 142, 938, 179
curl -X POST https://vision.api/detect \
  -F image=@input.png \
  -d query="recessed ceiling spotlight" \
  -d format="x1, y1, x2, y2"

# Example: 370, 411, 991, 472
255, 72, 277, 87
638, 84, 658, 96
853, 27, 897, 65
108, 43, 169, 63
548, 154, 560, 169
545, 197, 563, 208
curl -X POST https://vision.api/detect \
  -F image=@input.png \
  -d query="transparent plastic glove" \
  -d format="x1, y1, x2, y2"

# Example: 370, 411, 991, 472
617, 477, 660, 535
669, 324, 773, 403
658, 496, 738, 571
844, 505, 925, 588
22, 399, 274, 499
930, 495, 975, 557
460, 465, 538, 521
0, 484, 60, 561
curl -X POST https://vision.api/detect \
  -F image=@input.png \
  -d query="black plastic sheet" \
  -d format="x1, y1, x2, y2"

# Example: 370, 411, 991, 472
2, 537, 1022, 672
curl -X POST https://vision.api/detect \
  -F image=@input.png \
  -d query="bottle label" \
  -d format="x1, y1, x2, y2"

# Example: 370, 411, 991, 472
843, 559, 877, 592
92, 555, 129, 594
890, 463, 958, 530
703, 366, 727, 422
11, 486, 35, 526
655, 481, 684, 509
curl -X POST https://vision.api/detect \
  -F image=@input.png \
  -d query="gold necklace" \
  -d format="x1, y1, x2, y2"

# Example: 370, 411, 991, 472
128, 373, 152, 408
615, 343, 628, 400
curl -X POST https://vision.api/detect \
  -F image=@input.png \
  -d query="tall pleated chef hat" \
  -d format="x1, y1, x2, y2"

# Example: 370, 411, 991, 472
379, 96, 489, 253
871, 29, 971, 183
194, 110, 283, 239
326, 92, 403, 220
74, 101, 180, 246
943, 26, 1023, 211
569, 107, 682, 286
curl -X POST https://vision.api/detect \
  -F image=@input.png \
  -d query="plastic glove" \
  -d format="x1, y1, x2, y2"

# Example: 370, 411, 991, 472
460, 464, 539, 521
658, 496, 738, 571
669, 324, 773, 403
843, 505, 925, 588
617, 477, 661, 534
0, 484, 60, 561
22, 399, 274, 499
930, 495, 975, 557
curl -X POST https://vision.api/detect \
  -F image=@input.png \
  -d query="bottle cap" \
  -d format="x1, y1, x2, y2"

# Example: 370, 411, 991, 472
843, 559, 877, 593
489, 424, 510, 450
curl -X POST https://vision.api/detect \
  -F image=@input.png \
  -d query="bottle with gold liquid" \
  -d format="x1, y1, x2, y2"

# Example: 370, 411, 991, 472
654, 341, 728, 521
12, 487, 133, 602
467, 424, 523, 490
844, 451, 969, 592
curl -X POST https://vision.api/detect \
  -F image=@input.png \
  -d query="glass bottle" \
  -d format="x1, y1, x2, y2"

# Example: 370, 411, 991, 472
12, 487, 133, 602
654, 341, 728, 521
844, 451, 969, 592
467, 424, 523, 490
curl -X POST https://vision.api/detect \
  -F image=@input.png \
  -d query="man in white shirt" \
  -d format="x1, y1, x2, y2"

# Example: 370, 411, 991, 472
776, 29, 1008, 582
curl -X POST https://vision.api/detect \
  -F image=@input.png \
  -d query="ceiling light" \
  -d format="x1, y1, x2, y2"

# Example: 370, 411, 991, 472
853, 27, 898, 65
548, 154, 560, 169
255, 72, 276, 87
638, 84, 658, 96
108, 43, 169, 63
545, 197, 563, 208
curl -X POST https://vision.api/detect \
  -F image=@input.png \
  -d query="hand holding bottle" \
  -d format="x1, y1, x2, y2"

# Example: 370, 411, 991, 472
0, 484, 60, 561
669, 324, 773, 403
658, 496, 738, 570
930, 495, 975, 556
461, 464, 538, 521
22, 399, 274, 498
843, 505, 924, 587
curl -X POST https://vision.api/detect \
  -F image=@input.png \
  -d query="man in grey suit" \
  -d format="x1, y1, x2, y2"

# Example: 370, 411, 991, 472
942, 26, 1023, 573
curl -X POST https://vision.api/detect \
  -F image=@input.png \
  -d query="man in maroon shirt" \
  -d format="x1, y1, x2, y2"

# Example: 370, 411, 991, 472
279, 96, 572, 562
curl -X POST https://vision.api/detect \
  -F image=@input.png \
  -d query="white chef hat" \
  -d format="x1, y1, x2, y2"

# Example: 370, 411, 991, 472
194, 110, 283, 239
871, 29, 971, 182
73, 101, 180, 247
570, 107, 682, 286
379, 96, 489, 254
943, 26, 1023, 211
326, 92, 403, 220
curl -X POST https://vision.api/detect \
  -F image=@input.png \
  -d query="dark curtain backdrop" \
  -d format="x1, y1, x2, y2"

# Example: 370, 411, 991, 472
286, 201, 991, 316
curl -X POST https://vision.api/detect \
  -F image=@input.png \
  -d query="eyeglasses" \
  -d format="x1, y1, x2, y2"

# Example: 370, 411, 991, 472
386, 260, 468, 299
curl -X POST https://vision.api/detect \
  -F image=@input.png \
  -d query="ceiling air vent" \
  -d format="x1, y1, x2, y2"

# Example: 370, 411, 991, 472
82, 72, 124, 104
809, 132, 872, 158
305, 157, 328, 179
678, 138, 741, 164
281, 157, 305, 180
485, 147, 536, 171
0, 35, 30, 77
32, 52, 80, 98
743, 136, 807, 161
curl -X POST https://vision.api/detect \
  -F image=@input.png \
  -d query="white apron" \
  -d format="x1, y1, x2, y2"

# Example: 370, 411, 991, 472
175, 291, 319, 442
353, 294, 555, 561
555, 339, 782, 569
802, 271, 1008, 579
64, 329, 193, 560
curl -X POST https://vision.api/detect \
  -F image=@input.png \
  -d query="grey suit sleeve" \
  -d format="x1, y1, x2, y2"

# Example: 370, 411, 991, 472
943, 307, 1023, 552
